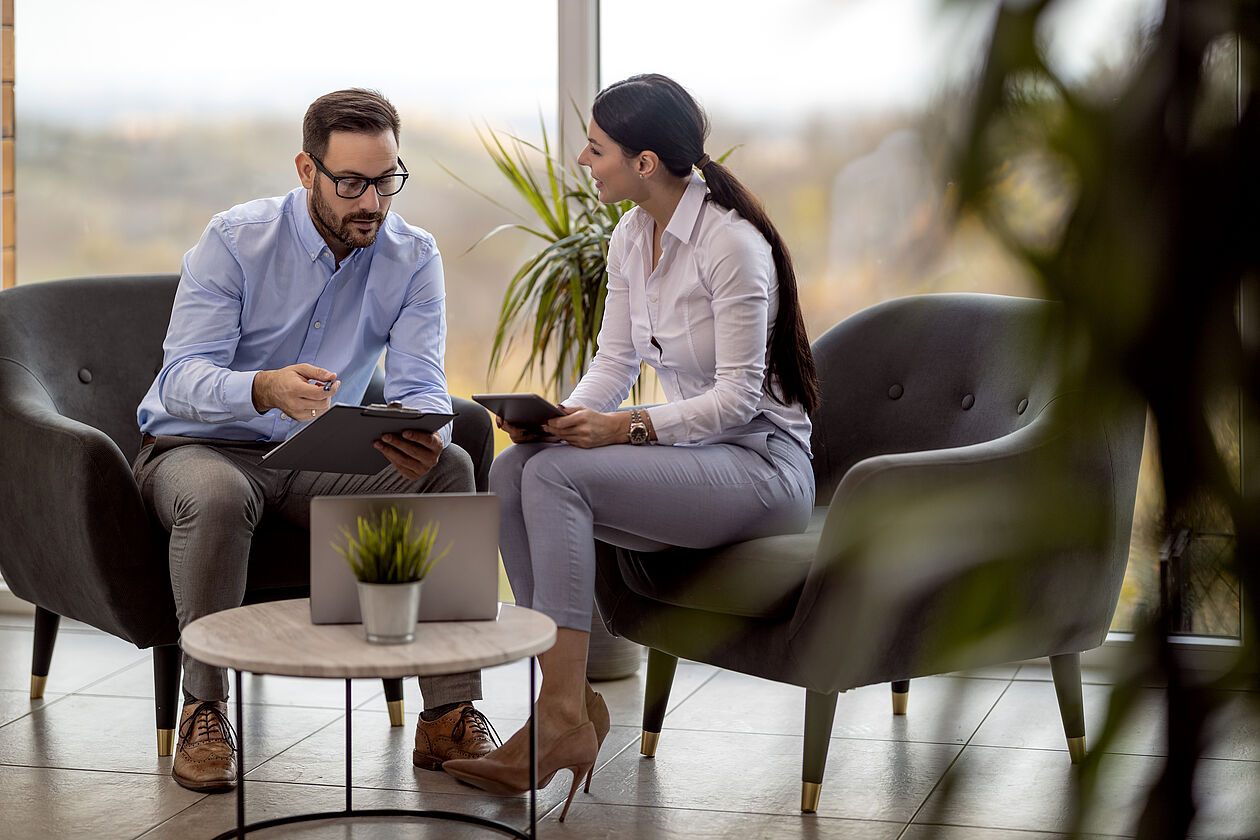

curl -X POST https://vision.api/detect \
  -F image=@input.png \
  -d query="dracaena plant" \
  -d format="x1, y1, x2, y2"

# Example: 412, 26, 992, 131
445, 117, 633, 399
333, 507, 450, 584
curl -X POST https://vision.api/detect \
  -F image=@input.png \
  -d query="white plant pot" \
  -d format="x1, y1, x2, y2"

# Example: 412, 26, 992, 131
356, 580, 422, 644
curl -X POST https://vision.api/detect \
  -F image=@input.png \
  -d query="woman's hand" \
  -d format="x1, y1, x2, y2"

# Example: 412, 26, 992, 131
495, 415, 558, 445
543, 406, 629, 449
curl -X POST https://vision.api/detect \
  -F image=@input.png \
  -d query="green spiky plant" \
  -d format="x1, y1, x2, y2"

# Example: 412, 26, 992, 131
332, 507, 450, 584
445, 117, 632, 398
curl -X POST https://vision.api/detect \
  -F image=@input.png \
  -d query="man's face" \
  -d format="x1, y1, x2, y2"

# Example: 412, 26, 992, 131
298, 130, 400, 259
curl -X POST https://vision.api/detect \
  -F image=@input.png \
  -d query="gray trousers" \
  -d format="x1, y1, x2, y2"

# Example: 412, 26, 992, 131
133, 436, 482, 706
491, 419, 816, 631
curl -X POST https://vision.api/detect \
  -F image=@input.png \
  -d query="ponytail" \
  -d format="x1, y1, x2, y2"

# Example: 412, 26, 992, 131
696, 157, 819, 415
593, 74, 819, 415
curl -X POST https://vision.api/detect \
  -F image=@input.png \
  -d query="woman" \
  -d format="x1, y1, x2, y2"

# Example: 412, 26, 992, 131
442, 74, 819, 818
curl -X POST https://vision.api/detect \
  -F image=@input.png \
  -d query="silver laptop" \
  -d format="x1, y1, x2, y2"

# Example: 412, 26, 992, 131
310, 493, 500, 623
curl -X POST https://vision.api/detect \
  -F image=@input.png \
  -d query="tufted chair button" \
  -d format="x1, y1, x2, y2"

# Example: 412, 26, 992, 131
961, 393, 975, 410
1017, 398, 1029, 415
78, 368, 93, 384
888, 384, 903, 400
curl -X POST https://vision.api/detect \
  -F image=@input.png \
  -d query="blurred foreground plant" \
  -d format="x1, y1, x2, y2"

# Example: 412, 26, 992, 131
954, 0, 1259, 836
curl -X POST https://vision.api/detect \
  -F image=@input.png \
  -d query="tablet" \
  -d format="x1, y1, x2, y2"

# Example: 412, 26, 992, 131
471, 393, 565, 431
259, 404, 456, 474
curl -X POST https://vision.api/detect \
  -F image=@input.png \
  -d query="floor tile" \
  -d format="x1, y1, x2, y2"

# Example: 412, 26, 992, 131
0, 693, 340, 774
0, 687, 64, 727
970, 680, 1167, 757
0, 627, 147, 694
589, 727, 961, 822
664, 670, 1007, 745
1201, 689, 1260, 762
1013, 661, 1124, 686
0, 763, 203, 840
916, 745, 1163, 836
1189, 756, 1260, 839
546, 801, 903, 839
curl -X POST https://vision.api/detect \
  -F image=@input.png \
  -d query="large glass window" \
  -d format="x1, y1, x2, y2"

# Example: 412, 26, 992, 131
602, 0, 1235, 639
14, 0, 557, 400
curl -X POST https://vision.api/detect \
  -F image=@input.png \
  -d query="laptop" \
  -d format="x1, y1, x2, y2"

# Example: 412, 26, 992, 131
310, 493, 500, 624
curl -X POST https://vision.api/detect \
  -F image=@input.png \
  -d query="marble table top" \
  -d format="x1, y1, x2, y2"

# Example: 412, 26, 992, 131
181, 599, 556, 679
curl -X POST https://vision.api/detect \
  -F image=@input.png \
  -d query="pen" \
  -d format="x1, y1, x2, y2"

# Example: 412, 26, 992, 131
312, 379, 334, 391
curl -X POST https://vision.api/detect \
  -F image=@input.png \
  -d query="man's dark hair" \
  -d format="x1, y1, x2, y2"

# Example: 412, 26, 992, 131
302, 88, 400, 159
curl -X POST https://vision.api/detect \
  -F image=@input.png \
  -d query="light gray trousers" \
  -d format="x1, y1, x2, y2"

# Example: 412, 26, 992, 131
491, 418, 816, 631
133, 436, 481, 706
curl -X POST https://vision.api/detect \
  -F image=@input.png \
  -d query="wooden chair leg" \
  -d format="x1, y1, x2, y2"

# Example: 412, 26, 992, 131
1049, 652, 1086, 763
152, 644, 181, 756
382, 678, 405, 726
31, 606, 60, 699
802, 689, 839, 812
640, 648, 678, 757
891, 679, 910, 715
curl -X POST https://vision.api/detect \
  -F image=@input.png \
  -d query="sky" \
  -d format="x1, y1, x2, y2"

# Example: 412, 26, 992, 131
11, 0, 1162, 128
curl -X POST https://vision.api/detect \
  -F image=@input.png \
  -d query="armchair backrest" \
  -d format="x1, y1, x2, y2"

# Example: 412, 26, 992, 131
0, 275, 178, 462
808, 293, 1067, 501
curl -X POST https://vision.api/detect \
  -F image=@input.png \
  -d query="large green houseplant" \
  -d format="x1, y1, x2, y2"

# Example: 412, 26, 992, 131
449, 120, 632, 398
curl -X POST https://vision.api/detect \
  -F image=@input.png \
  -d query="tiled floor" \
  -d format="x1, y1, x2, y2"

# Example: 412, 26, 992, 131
1, 609, 1257, 839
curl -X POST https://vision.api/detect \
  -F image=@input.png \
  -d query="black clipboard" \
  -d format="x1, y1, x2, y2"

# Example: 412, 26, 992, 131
259, 404, 456, 474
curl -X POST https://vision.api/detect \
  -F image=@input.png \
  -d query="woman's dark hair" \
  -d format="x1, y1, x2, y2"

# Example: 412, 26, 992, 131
591, 74, 819, 415
302, 88, 400, 159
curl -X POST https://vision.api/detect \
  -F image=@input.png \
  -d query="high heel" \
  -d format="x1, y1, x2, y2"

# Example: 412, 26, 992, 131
584, 685, 610, 793
443, 720, 597, 822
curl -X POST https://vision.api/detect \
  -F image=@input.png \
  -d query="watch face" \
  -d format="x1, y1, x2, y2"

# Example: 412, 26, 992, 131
629, 423, 648, 444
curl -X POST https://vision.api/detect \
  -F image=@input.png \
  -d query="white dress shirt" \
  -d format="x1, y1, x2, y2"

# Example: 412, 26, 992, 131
566, 172, 812, 455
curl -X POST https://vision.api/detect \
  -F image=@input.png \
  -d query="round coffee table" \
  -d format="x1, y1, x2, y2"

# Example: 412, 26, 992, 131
181, 598, 557, 839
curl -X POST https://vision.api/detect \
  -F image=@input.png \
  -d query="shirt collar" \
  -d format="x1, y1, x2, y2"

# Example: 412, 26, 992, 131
293, 187, 331, 263
661, 171, 709, 247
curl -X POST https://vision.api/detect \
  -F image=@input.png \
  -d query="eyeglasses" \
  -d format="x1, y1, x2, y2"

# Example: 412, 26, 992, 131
307, 153, 409, 199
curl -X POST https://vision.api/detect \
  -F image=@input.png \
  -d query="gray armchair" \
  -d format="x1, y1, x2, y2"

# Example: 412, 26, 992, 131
592, 292, 1146, 812
0, 274, 495, 755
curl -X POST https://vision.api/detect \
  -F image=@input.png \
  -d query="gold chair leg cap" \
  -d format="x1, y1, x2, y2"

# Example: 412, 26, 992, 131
801, 781, 822, 812
1067, 735, 1086, 764
157, 728, 176, 757
30, 674, 47, 700
640, 730, 660, 757
891, 690, 908, 716
387, 699, 405, 727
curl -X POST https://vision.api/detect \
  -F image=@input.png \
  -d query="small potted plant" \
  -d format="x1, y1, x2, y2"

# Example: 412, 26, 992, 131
332, 506, 450, 644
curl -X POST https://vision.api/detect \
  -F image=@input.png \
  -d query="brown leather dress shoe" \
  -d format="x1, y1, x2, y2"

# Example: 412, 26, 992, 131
172, 700, 238, 793
413, 702, 499, 770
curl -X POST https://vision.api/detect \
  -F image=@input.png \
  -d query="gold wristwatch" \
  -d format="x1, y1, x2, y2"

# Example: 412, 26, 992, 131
629, 408, 649, 445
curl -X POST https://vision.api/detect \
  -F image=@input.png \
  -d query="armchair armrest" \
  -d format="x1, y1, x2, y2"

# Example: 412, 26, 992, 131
0, 360, 176, 646
787, 399, 1120, 692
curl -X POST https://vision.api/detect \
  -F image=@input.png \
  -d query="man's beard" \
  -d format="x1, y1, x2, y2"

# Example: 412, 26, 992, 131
310, 183, 385, 253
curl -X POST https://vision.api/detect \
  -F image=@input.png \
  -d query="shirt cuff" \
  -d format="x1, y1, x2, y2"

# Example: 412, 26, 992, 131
227, 370, 264, 419
644, 402, 685, 444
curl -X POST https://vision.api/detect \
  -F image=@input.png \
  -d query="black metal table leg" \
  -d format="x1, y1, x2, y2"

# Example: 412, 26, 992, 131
235, 670, 245, 840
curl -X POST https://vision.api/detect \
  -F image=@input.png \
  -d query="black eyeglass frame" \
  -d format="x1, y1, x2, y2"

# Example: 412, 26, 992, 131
307, 153, 409, 199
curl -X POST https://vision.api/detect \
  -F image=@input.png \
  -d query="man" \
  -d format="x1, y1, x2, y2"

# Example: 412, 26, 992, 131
135, 89, 495, 793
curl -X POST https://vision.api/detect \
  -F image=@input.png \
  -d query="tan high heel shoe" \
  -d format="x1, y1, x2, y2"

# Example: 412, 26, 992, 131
584, 685, 610, 793
443, 720, 597, 821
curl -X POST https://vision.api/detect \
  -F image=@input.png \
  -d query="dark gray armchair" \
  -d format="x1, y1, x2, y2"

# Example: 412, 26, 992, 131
592, 293, 1147, 812
0, 274, 495, 755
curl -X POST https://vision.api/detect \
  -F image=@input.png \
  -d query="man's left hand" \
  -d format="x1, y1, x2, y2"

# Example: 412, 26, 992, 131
375, 429, 442, 481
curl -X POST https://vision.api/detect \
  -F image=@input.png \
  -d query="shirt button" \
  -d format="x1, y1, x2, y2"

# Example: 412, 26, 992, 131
648, 294, 658, 303
314, 321, 322, 329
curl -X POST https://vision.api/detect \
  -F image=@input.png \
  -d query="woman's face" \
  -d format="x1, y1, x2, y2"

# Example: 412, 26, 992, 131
577, 118, 642, 204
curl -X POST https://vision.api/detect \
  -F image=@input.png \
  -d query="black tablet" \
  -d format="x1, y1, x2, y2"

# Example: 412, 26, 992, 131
471, 393, 565, 431
259, 404, 456, 474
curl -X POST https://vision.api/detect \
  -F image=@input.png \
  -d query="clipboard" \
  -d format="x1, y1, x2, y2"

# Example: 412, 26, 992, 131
259, 404, 456, 474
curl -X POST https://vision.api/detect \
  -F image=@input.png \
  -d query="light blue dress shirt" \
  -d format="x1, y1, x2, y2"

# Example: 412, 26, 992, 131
137, 186, 452, 446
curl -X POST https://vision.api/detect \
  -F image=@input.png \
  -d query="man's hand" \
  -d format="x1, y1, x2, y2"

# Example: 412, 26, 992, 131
252, 364, 340, 421
375, 429, 442, 481
543, 406, 629, 449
